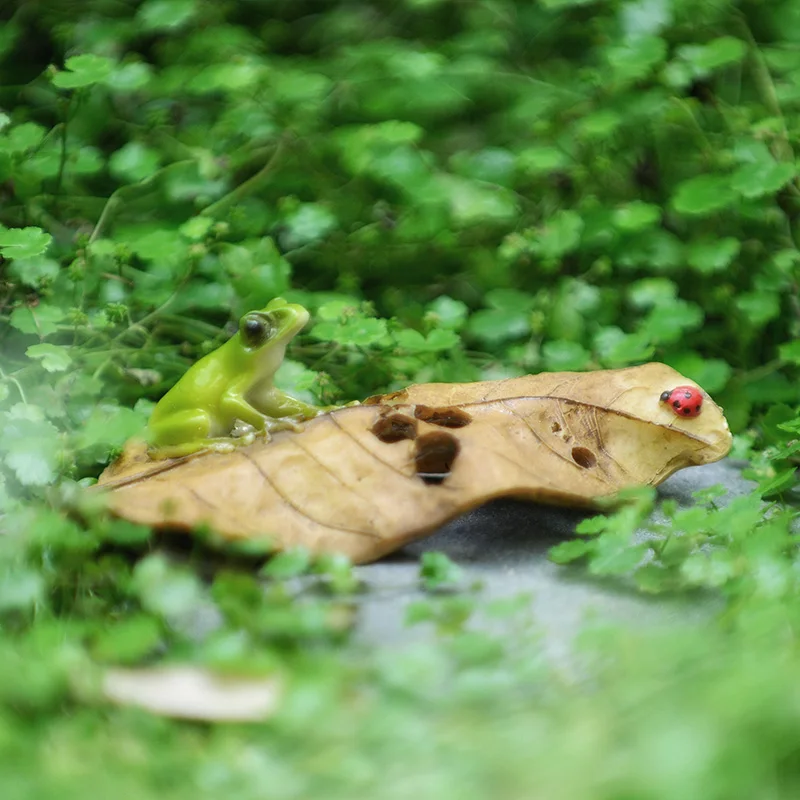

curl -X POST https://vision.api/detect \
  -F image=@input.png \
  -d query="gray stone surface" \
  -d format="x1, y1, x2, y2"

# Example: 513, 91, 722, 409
353, 460, 753, 655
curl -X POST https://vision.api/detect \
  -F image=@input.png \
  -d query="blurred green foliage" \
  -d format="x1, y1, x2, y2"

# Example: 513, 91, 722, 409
2, 0, 800, 796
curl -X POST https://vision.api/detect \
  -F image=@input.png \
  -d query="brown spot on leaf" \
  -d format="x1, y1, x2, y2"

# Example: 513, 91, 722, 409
371, 414, 418, 443
551, 421, 562, 433
414, 431, 460, 484
364, 389, 408, 406
413, 405, 472, 428
571, 446, 597, 469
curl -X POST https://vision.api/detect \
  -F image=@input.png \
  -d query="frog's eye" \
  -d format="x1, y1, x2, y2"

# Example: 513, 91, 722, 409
240, 313, 275, 348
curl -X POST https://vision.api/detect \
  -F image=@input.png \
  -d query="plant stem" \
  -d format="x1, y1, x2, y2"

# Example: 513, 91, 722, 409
201, 137, 286, 220
0, 366, 27, 404
54, 95, 72, 208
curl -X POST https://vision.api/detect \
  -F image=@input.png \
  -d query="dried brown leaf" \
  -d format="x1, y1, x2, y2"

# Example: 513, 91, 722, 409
96, 364, 732, 564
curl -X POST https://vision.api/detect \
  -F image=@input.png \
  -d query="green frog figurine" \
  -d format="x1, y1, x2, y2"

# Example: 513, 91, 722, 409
147, 297, 321, 459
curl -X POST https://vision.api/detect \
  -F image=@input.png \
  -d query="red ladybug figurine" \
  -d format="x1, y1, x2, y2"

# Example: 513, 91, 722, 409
660, 385, 703, 418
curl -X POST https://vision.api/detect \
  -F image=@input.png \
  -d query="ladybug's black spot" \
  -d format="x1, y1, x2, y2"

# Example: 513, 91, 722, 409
673, 400, 681, 408
682, 408, 691, 415
683, 391, 692, 399
695, 405, 701, 412
660, 391, 671, 402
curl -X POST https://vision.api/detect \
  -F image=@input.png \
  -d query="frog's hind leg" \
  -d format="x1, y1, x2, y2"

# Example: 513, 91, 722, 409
149, 437, 241, 460
148, 409, 222, 460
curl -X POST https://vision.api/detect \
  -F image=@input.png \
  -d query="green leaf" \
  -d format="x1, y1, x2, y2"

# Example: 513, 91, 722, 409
451, 148, 516, 186
444, 178, 518, 227
313, 553, 360, 594
427, 328, 461, 351
137, 0, 197, 31
1, 122, 46, 153
639, 299, 703, 345
9, 304, 64, 337
109, 142, 162, 183
132, 554, 205, 621
0, 569, 44, 612
74, 405, 150, 459
221, 238, 292, 309
589, 540, 648, 576
731, 160, 796, 199
671, 175, 737, 215
420, 551, 464, 591
627, 278, 677, 309
779, 340, 800, 364
542, 340, 591, 371
0, 226, 52, 260
680, 36, 747, 73
517, 146, 570, 175
105, 62, 153, 92
316, 300, 358, 322
681, 551, 735, 588
665, 354, 731, 394
606, 35, 667, 82
758, 468, 797, 498
633, 564, 675, 594
100, 520, 153, 546
0, 405, 62, 486
311, 316, 388, 348
261, 548, 312, 579
467, 309, 530, 345
618, 229, 684, 270
575, 109, 622, 139
179, 216, 215, 241
274, 359, 319, 403
612, 201, 661, 232
486, 288, 534, 313
530, 210, 584, 260
594, 327, 654, 366
549, 539, 595, 564
187, 63, 263, 94
395, 328, 460, 353
92, 616, 162, 664
281, 204, 337, 250
126, 228, 188, 264
621, 0, 672, 40
8, 256, 60, 288
51, 54, 114, 89
541, 0, 598, 7
426, 296, 468, 329
575, 515, 611, 536
687, 238, 740, 274
736, 292, 780, 327
25, 344, 72, 373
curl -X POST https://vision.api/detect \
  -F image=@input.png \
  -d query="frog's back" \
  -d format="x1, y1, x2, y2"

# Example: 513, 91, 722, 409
150, 341, 239, 419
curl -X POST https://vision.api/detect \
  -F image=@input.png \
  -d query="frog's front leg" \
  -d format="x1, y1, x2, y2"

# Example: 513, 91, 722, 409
220, 382, 279, 434
265, 391, 323, 420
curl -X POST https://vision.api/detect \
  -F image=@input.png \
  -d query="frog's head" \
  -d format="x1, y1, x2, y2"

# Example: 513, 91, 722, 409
237, 298, 310, 359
